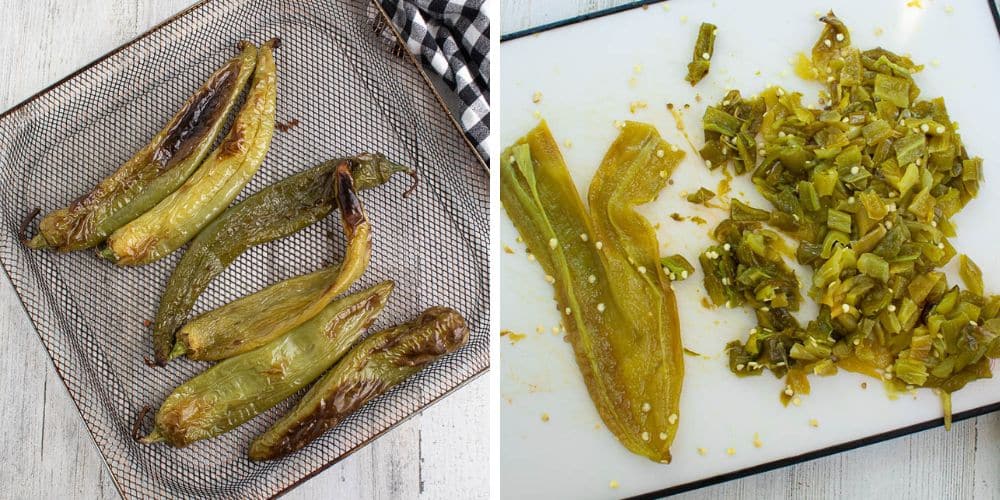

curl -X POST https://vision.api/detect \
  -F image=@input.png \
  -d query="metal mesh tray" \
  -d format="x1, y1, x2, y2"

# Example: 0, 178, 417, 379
0, 0, 489, 497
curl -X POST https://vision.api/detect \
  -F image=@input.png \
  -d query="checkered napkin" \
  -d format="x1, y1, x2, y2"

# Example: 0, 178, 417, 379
378, 0, 490, 164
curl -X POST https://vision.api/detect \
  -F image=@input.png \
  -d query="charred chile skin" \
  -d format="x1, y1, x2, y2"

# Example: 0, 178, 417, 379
140, 281, 394, 448
248, 306, 469, 460
153, 157, 396, 364
28, 43, 258, 251
101, 38, 279, 266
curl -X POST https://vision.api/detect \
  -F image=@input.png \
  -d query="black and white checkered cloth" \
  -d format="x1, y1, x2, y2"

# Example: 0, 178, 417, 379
379, 0, 490, 163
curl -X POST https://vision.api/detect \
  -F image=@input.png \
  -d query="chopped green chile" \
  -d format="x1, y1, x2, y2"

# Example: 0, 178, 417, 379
959, 255, 984, 297
686, 187, 716, 205
501, 120, 684, 463
661, 254, 695, 281
696, 12, 995, 415
685, 22, 717, 86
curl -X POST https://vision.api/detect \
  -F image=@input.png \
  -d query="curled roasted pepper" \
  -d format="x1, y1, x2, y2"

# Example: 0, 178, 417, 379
501, 121, 684, 463
249, 306, 469, 460
27, 42, 258, 251
157, 160, 371, 363
100, 38, 279, 266
139, 281, 393, 448
152, 154, 409, 364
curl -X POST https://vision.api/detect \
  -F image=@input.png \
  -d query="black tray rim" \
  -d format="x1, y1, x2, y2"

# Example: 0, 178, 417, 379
500, 0, 1000, 498
0, 0, 488, 498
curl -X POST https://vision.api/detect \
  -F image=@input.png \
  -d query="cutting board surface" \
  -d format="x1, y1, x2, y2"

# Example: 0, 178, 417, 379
499, 1, 1000, 498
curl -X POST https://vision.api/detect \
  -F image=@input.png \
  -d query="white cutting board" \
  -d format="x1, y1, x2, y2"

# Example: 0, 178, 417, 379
499, 1, 1000, 498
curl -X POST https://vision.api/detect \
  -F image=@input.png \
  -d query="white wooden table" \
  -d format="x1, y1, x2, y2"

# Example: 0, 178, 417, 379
501, 1, 999, 499
0, 1, 487, 498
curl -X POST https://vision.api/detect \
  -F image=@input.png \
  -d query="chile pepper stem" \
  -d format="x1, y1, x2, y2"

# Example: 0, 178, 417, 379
168, 341, 187, 361
402, 169, 419, 198
18, 207, 41, 247
131, 404, 154, 441
96, 246, 117, 262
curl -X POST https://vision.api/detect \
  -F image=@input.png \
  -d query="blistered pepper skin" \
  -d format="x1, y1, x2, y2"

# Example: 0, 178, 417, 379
28, 43, 258, 251
249, 306, 469, 460
101, 38, 279, 266
140, 281, 394, 448
152, 154, 409, 364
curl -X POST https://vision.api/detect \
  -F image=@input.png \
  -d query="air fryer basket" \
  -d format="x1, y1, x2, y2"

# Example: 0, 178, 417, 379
0, 0, 488, 497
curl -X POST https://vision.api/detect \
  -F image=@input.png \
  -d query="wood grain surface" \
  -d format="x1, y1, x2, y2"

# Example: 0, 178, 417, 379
500, 1, 999, 499
0, 1, 487, 499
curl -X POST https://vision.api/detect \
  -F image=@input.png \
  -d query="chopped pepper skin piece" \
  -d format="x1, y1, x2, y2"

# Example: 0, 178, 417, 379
501, 120, 684, 463
685, 22, 717, 86
28, 43, 258, 251
139, 281, 393, 448
249, 306, 469, 460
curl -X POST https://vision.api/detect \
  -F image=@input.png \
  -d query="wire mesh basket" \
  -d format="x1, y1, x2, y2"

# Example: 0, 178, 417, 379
0, 0, 489, 497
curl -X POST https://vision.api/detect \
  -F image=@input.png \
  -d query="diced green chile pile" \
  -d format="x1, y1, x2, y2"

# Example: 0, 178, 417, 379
696, 13, 997, 424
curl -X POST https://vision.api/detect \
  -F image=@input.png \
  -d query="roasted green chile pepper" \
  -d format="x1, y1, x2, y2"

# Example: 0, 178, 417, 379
249, 306, 469, 460
152, 154, 410, 364
173, 265, 339, 362
156, 160, 372, 364
27, 43, 258, 251
140, 281, 394, 448
501, 121, 685, 463
101, 38, 279, 266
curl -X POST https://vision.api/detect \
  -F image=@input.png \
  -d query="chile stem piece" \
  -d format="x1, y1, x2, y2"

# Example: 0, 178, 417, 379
18, 208, 40, 245
29, 43, 258, 251
140, 281, 394, 447
154, 158, 380, 364
130, 405, 153, 441
249, 306, 469, 460
101, 38, 279, 266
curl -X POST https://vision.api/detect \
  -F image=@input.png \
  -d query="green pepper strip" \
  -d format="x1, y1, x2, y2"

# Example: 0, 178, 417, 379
249, 306, 469, 460
152, 154, 409, 364
28, 43, 258, 251
101, 38, 279, 266
161, 160, 371, 359
589, 122, 685, 462
685, 22, 717, 86
140, 281, 394, 447
501, 120, 684, 463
